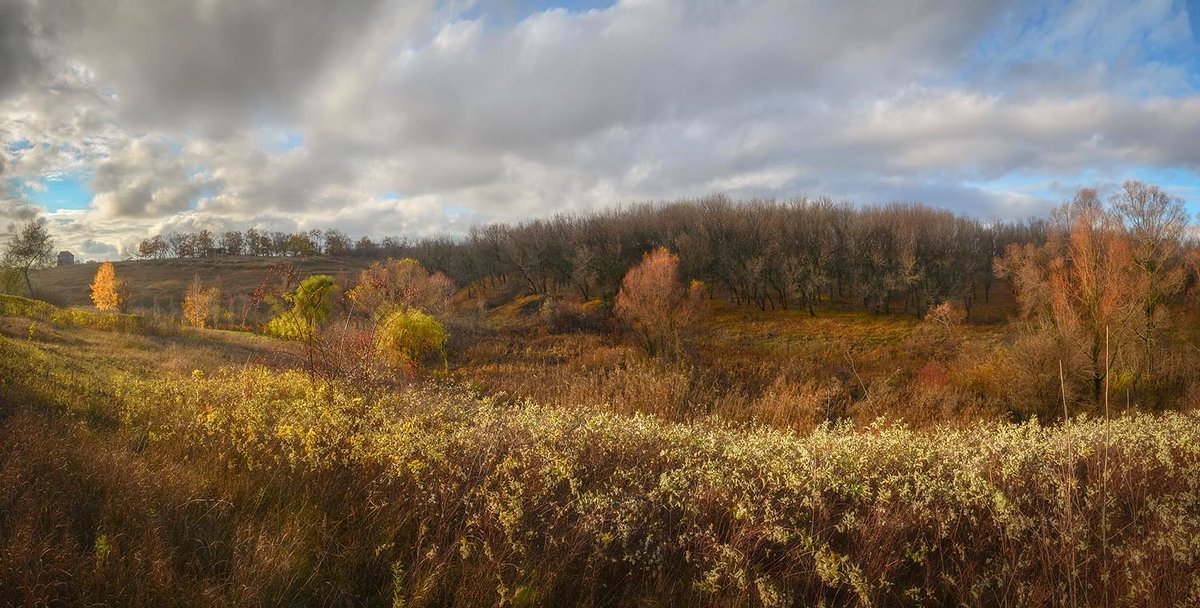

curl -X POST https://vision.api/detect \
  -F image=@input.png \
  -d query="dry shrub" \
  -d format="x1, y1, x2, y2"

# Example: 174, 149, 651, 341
442, 306, 491, 355
915, 359, 951, 389
905, 301, 966, 361
749, 375, 842, 432
950, 331, 1088, 422
540, 297, 609, 334
614, 247, 697, 358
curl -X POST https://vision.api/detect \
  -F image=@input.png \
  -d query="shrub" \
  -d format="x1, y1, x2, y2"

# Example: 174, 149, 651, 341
374, 306, 448, 371
540, 297, 608, 334
266, 275, 338, 341
5, 335, 1200, 606
614, 247, 698, 357
906, 300, 965, 361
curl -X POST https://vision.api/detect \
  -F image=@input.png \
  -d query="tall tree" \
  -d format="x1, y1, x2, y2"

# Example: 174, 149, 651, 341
3, 219, 54, 296
195, 230, 216, 257
1110, 180, 1189, 380
220, 230, 245, 256
999, 189, 1148, 403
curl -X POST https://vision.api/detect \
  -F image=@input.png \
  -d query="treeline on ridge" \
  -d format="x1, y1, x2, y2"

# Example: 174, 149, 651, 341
138, 196, 1049, 318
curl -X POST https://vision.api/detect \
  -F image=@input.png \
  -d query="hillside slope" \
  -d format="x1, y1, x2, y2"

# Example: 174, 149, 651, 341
30, 256, 370, 309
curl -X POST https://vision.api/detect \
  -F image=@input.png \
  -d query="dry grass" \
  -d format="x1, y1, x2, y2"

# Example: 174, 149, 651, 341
453, 297, 1019, 432
6, 262, 1200, 604
30, 256, 370, 310
3, 326, 1200, 606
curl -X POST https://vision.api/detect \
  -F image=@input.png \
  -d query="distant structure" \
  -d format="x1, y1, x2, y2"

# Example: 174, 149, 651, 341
57, 251, 75, 267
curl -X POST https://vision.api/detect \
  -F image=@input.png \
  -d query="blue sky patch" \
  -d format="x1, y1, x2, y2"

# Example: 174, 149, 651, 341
6, 139, 33, 154
9, 172, 93, 212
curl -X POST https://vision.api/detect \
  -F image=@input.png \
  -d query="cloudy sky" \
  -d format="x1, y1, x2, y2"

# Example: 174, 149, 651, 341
2, 0, 1200, 259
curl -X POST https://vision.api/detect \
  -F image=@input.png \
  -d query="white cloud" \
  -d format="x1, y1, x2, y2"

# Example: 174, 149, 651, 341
0, 0, 1198, 257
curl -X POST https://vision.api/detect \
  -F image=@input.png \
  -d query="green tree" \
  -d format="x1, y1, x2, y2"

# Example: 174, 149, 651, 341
266, 274, 338, 341
3, 220, 54, 296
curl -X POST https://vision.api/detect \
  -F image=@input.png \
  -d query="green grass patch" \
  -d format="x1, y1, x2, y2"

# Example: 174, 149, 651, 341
0, 293, 174, 335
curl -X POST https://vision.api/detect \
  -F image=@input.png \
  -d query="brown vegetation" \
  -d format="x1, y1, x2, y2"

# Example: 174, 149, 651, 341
6, 186, 1200, 605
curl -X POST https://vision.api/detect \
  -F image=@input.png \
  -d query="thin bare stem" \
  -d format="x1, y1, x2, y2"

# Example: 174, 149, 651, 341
1060, 358, 1077, 608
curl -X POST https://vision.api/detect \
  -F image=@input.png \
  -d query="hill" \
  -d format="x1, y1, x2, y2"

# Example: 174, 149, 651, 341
31, 256, 371, 310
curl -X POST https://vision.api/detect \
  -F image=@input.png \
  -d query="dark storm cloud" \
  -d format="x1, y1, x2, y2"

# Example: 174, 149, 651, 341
34, 0, 425, 133
0, 0, 41, 98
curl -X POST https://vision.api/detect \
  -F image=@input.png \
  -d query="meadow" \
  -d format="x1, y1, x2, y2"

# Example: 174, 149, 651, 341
6, 192, 1200, 605
2, 289, 1200, 606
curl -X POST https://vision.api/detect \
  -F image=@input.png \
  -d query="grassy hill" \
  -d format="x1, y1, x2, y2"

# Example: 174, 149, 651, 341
31, 256, 371, 310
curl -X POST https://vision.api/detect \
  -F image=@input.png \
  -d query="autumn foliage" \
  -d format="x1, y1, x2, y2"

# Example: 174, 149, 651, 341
614, 247, 699, 357
346, 258, 454, 317
998, 182, 1189, 405
89, 262, 129, 312
182, 276, 221, 328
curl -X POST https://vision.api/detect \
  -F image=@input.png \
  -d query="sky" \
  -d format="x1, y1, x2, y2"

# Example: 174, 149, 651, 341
2, 0, 1200, 260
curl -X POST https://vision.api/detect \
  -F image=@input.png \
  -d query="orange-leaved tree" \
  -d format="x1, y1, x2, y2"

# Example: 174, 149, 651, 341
90, 261, 130, 312
999, 188, 1159, 404
614, 247, 700, 358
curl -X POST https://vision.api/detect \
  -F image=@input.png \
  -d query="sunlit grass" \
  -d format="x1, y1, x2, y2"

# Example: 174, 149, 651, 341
3, 327, 1200, 605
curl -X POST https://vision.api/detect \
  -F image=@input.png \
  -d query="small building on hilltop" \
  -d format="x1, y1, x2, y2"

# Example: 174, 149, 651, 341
57, 251, 74, 267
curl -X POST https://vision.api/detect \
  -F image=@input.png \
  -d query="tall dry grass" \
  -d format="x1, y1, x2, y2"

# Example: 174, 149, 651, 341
3, 333, 1200, 606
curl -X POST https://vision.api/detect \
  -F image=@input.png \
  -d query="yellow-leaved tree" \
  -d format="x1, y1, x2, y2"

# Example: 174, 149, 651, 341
90, 261, 129, 312
182, 276, 221, 328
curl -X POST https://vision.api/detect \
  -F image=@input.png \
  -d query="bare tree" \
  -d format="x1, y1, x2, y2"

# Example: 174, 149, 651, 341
1111, 180, 1189, 381
220, 230, 245, 256
999, 188, 1149, 403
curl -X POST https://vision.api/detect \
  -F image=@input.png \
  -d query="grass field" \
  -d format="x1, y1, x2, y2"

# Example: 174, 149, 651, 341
30, 256, 371, 310
2, 305, 1200, 606
5, 263, 1200, 605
